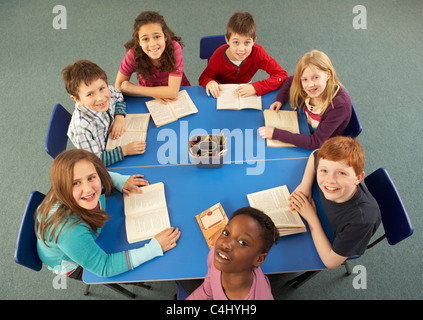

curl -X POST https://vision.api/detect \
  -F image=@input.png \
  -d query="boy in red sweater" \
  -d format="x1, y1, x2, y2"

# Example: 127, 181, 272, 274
199, 11, 287, 98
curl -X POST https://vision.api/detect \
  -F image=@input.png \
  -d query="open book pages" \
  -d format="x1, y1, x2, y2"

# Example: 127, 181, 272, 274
247, 185, 306, 237
105, 113, 150, 151
123, 182, 171, 244
263, 110, 300, 147
195, 203, 228, 248
145, 90, 198, 127
217, 84, 262, 110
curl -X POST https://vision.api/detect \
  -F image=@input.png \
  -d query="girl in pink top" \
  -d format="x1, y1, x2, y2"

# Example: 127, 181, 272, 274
115, 11, 190, 103
187, 207, 279, 300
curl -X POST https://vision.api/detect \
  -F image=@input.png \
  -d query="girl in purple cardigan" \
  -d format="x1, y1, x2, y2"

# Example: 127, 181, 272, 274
259, 50, 352, 150
187, 207, 279, 300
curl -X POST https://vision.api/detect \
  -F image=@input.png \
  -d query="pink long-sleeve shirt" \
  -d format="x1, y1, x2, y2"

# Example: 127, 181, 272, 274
186, 246, 274, 300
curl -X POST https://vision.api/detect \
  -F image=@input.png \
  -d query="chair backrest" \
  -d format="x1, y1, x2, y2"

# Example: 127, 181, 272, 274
14, 191, 46, 271
364, 168, 413, 246
45, 103, 72, 158
200, 35, 226, 61
344, 102, 362, 138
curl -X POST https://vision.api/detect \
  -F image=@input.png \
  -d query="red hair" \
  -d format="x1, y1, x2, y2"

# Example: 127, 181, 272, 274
316, 136, 365, 175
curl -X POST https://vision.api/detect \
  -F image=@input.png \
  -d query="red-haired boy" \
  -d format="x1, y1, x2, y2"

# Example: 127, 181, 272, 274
289, 137, 381, 269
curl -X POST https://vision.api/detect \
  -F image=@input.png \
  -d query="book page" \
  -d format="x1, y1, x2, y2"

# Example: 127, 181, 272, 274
125, 113, 150, 131
123, 182, 171, 243
217, 84, 261, 110
216, 84, 241, 110
106, 131, 147, 151
264, 110, 299, 147
145, 99, 177, 127
123, 182, 166, 216
170, 90, 199, 118
125, 207, 171, 243
239, 94, 262, 110
105, 113, 150, 151
247, 185, 305, 227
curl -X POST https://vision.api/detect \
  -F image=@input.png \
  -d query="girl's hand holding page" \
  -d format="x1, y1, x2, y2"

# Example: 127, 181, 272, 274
155, 227, 181, 252
269, 101, 282, 111
122, 174, 149, 196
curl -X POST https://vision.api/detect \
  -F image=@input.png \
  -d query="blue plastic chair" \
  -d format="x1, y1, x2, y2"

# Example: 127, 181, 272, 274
176, 284, 189, 300
14, 191, 45, 271
15, 191, 138, 298
45, 103, 72, 158
344, 102, 362, 138
200, 35, 226, 61
286, 167, 413, 287
364, 168, 414, 246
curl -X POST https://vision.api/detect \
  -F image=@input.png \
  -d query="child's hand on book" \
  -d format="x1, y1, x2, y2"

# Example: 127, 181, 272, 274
157, 97, 177, 105
258, 126, 274, 139
269, 101, 282, 112
235, 84, 256, 98
122, 174, 149, 196
206, 80, 222, 98
122, 141, 146, 156
109, 114, 126, 140
155, 227, 181, 252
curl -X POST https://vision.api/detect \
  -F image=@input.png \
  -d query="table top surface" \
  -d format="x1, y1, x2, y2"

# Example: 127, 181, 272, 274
83, 87, 332, 284
107, 86, 311, 169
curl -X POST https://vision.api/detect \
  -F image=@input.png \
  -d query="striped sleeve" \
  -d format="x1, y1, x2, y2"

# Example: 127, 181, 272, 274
100, 147, 124, 167
110, 85, 127, 116
114, 102, 126, 116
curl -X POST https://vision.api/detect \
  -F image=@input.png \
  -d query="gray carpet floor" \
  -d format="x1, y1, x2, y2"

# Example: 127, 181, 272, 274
1, 0, 421, 300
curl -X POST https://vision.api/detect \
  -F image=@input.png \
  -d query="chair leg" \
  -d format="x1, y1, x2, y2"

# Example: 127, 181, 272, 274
84, 284, 90, 296
136, 282, 151, 290
285, 271, 320, 288
104, 283, 136, 299
343, 261, 352, 275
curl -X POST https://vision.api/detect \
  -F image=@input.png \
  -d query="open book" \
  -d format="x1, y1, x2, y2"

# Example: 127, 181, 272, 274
105, 113, 150, 151
123, 182, 171, 244
263, 110, 300, 147
247, 185, 306, 237
195, 203, 228, 248
217, 84, 262, 110
145, 90, 198, 127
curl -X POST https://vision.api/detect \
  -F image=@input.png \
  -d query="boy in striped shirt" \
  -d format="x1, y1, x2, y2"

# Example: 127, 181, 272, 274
62, 60, 146, 166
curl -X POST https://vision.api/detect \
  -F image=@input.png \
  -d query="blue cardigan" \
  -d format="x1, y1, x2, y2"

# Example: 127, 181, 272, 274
36, 172, 163, 277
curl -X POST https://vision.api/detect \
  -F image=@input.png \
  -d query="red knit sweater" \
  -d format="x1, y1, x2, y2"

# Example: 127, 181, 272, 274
199, 43, 287, 96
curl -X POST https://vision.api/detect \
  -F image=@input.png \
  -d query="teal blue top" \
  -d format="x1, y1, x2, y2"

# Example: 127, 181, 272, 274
36, 172, 163, 277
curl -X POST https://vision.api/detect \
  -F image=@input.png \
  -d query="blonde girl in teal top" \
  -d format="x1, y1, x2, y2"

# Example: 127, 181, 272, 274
36, 149, 180, 278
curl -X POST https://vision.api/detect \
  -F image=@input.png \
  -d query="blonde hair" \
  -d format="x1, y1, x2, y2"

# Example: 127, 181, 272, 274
35, 149, 112, 247
290, 50, 342, 114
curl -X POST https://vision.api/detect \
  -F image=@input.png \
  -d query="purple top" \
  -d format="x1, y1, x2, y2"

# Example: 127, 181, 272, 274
272, 76, 352, 149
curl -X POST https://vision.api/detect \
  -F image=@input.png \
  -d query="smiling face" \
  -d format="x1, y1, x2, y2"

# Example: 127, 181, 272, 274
214, 214, 266, 273
138, 22, 167, 64
317, 158, 365, 203
71, 78, 111, 112
72, 159, 102, 210
225, 33, 255, 61
300, 65, 331, 105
